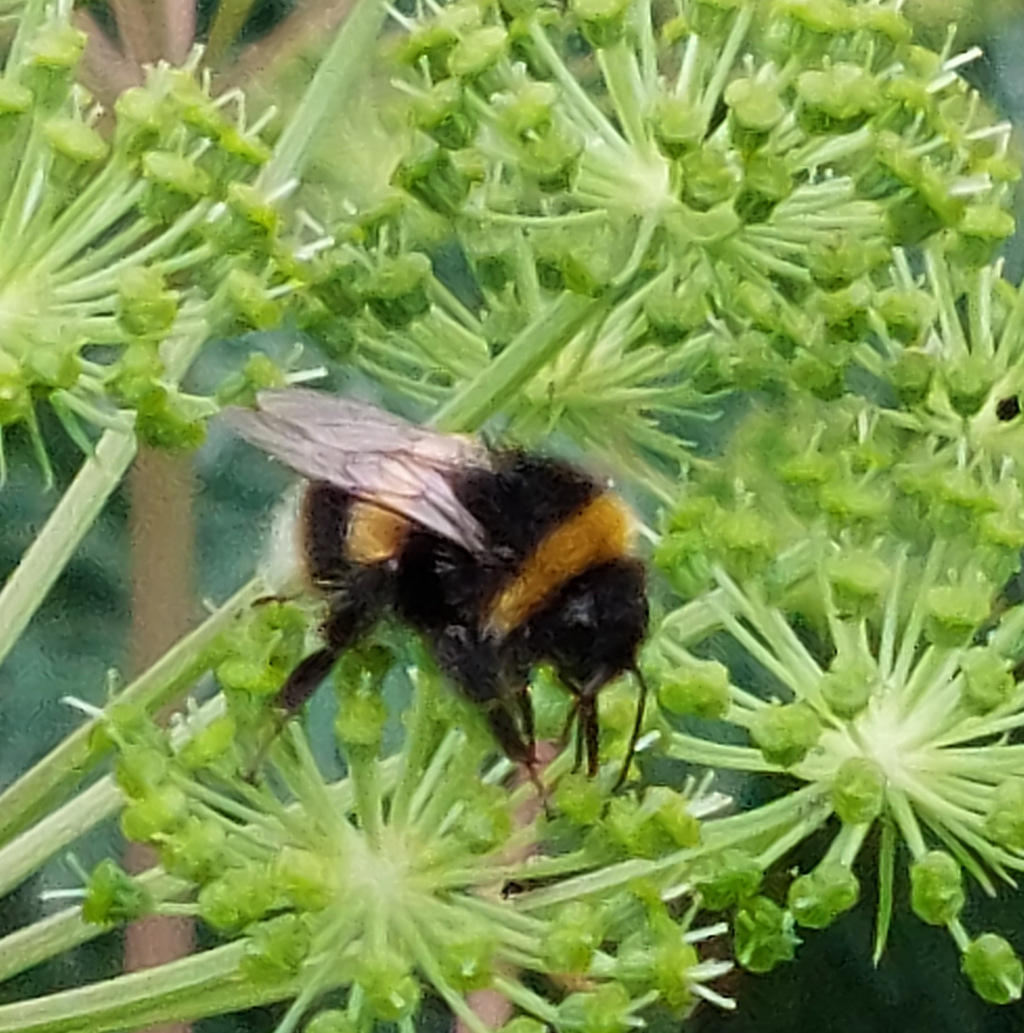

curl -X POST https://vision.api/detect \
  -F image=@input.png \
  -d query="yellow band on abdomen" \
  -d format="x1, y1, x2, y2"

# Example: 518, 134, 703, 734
485, 493, 632, 636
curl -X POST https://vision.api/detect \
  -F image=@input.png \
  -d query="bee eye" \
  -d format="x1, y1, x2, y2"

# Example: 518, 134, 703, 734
996, 396, 1021, 422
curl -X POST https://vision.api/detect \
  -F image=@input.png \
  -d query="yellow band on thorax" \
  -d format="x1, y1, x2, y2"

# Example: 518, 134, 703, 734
485, 493, 632, 636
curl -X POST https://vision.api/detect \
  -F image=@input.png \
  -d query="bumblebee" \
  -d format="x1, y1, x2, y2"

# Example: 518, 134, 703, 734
226, 388, 649, 782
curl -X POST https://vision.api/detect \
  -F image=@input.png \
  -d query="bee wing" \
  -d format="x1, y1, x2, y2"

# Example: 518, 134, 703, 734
224, 388, 491, 553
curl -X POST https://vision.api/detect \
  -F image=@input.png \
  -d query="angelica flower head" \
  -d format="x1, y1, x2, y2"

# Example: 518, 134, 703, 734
84, 610, 736, 1033
649, 388, 1024, 1004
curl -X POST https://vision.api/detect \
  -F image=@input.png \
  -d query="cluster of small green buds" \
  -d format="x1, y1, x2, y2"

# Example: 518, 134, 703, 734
81, 630, 738, 1032
0, 3, 313, 474
316, 0, 1016, 485
648, 499, 1024, 1000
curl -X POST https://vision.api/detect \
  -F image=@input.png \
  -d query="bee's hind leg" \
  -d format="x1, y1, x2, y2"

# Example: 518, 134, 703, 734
246, 594, 372, 780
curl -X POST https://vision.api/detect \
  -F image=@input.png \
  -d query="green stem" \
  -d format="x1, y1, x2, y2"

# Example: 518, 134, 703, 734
663, 733, 779, 772
0, 941, 296, 1033
0, 428, 136, 675
0, 578, 264, 849
597, 41, 650, 156
0, 869, 190, 985
432, 292, 601, 432
259, 0, 389, 193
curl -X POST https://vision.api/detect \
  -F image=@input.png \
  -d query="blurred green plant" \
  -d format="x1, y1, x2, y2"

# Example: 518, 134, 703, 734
3, 0, 1024, 1030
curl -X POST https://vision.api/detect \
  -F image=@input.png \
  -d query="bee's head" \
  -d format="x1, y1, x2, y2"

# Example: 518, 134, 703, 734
523, 557, 648, 781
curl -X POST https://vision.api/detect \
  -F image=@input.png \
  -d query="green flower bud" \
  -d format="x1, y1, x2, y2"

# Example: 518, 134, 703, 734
241, 914, 312, 983
333, 686, 387, 751
533, 222, 620, 297
44, 117, 108, 164
26, 21, 86, 110
496, 81, 559, 141
554, 771, 606, 826
749, 702, 821, 768
698, 849, 762, 910
210, 183, 280, 255
779, 447, 834, 488
107, 342, 162, 407
546, 900, 605, 972
710, 507, 779, 581
820, 656, 876, 721
889, 348, 935, 406
306, 1010, 358, 1033
985, 779, 1024, 851
364, 253, 432, 329
818, 281, 871, 342
943, 354, 993, 419
453, 784, 512, 853
725, 76, 785, 153
788, 862, 859, 929
962, 933, 1024, 1005
121, 783, 190, 842
159, 816, 227, 882
0, 77, 32, 121
177, 715, 238, 773
924, 581, 992, 647
807, 236, 887, 293
439, 933, 495, 992
414, 79, 477, 150
955, 205, 1016, 268
910, 851, 964, 926
198, 865, 276, 932
273, 847, 333, 911
115, 744, 171, 799
356, 951, 421, 1021
732, 330, 787, 391
519, 122, 583, 192
216, 654, 280, 696
961, 649, 1015, 716
856, 4, 911, 42
735, 153, 793, 223
572, 0, 632, 48
878, 287, 936, 348
223, 268, 282, 332
558, 982, 633, 1033
498, 1020, 547, 1033
449, 26, 507, 80
679, 147, 741, 211
981, 509, 1024, 553
650, 933, 700, 1014
82, 859, 153, 926
643, 276, 711, 341
651, 97, 703, 158
797, 64, 880, 133
306, 253, 366, 320
604, 789, 697, 859
826, 551, 890, 622
658, 657, 731, 720
775, 0, 854, 34
832, 757, 885, 825
646, 786, 701, 847
392, 139, 470, 217
215, 124, 273, 168
117, 266, 179, 340
733, 897, 799, 973
113, 86, 166, 160
135, 388, 208, 452
141, 151, 212, 224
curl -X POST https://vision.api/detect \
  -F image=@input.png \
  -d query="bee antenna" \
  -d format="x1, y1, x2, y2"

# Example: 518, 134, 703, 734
613, 666, 648, 792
